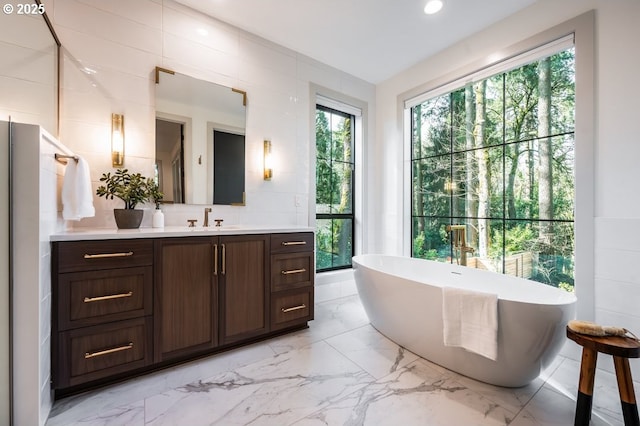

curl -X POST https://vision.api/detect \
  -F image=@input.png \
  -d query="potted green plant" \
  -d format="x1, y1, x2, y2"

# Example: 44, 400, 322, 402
147, 179, 165, 228
147, 178, 164, 209
96, 168, 152, 229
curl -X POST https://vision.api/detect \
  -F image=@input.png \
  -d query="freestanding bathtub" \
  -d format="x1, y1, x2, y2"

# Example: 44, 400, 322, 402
352, 254, 576, 387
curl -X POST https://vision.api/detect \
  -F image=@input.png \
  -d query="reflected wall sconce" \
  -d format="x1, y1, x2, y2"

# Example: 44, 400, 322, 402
263, 139, 273, 180
444, 178, 456, 193
111, 113, 125, 167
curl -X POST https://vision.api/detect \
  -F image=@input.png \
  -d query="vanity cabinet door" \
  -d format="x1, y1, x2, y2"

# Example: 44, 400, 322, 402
154, 237, 218, 362
219, 234, 270, 345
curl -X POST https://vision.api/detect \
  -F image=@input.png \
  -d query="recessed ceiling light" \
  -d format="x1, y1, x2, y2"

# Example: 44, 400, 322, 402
424, 0, 443, 15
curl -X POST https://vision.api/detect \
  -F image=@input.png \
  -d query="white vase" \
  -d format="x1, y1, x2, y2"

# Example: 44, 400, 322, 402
152, 208, 164, 228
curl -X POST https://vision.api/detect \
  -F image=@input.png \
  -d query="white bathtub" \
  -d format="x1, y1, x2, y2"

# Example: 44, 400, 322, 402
352, 254, 576, 387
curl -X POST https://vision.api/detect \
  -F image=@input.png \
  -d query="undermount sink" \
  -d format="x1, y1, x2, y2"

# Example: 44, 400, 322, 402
211, 225, 243, 230
182, 225, 243, 231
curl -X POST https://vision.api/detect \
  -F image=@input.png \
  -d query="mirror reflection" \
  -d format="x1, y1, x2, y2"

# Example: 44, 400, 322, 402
0, 0, 59, 136
155, 68, 246, 205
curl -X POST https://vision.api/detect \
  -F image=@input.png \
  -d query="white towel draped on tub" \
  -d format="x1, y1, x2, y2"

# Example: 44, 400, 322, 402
62, 155, 95, 221
442, 287, 498, 361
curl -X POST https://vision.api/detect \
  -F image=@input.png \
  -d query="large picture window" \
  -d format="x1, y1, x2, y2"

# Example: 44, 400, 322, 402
410, 46, 575, 290
316, 105, 355, 272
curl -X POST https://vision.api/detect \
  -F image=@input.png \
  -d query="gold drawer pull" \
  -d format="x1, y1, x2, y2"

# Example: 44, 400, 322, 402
84, 342, 133, 359
281, 268, 306, 275
83, 291, 133, 303
84, 251, 134, 259
281, 304, 306, 313
281, 241, 306, 246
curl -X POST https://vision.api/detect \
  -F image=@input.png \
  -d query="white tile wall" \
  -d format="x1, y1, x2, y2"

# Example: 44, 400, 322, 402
49, 0, 374, 231
594, 217, 640, 379
55, 0, 162, 56
11, 122, 70, 425
11, 123, 42, 426
0, 0, 58, 135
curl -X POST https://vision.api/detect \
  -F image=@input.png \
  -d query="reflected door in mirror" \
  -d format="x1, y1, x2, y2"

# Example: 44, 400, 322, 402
213, 130, 245, 205
155, 119, 185, 203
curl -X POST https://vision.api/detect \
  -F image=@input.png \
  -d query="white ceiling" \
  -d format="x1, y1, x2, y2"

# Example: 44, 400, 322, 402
174, 0, 537, 84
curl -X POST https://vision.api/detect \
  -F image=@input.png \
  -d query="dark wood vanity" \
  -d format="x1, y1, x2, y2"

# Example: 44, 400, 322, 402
51, 231, 314, 397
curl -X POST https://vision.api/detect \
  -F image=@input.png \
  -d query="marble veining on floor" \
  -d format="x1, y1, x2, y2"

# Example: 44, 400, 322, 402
47, 293, 627, 426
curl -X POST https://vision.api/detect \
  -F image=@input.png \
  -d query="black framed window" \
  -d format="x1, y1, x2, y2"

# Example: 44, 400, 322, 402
315, 105, 355, 272
411, 48, 575, 291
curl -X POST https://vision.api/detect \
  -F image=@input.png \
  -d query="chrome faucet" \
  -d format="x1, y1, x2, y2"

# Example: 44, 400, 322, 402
203, 207, 212, 227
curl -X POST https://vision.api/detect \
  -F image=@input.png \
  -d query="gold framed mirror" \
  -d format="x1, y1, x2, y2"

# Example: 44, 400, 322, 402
155, 67, 246, 205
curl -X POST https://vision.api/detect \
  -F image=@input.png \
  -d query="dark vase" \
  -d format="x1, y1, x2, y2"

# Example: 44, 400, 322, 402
113, 209, 144, 229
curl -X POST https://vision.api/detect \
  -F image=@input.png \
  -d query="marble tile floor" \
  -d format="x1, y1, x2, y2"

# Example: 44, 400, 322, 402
47, 294, 629, 426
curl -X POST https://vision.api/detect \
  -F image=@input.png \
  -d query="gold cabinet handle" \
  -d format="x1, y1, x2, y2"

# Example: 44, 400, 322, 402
281, 304, 306, 313
84, 251, 134, 259
281, 241, 306, 246
221, 244, 226, 275
84, 342, 133, 359
281, 268, 306, 275
213, 243, 218, 276
83, 291, 133, 303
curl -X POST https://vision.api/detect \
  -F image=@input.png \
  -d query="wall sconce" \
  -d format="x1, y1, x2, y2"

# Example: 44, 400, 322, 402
263, 139, 273, 180
444, 178, 457, 193
111, 113, 125, 167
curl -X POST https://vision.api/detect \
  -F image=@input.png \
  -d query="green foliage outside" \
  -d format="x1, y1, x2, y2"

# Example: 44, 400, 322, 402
412, 232, 440, 261
316, 108, 354, 271
411, 49, 576, 291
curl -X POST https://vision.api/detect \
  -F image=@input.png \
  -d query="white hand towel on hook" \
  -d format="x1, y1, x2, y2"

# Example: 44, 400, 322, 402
62, 155, 95, 220
442, 286, 498, 360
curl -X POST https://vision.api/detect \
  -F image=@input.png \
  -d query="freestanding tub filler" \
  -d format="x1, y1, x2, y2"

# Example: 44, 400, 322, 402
352, 254, 576, 387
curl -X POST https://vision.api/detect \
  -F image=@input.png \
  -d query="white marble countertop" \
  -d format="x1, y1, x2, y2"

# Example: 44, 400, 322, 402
50, 225, 315, 241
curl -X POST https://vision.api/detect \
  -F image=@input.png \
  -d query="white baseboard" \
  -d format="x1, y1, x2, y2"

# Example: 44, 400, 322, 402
315, 268, 354, 285
315, 269, 357, 303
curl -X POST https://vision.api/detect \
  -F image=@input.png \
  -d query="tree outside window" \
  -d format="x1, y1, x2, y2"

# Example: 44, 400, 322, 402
411, 48, 575, 291
316, 106, 355, 271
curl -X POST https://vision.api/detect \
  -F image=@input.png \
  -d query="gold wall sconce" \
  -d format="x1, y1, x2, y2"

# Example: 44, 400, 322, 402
264, 139, 273, 180
444, 178, 457, 193
111, 113, 124, 167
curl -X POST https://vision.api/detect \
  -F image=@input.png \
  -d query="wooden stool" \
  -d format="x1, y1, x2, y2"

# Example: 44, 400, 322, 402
567, 326, 640, 426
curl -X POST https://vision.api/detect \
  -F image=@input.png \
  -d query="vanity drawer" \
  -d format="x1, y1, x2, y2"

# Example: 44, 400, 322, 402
57, 317, 152, 388
55, 239, 153, 273
271, 252, 313, 292
270, 232, 314, 254
58, 267, 153, 331
271, 289, 313, 331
